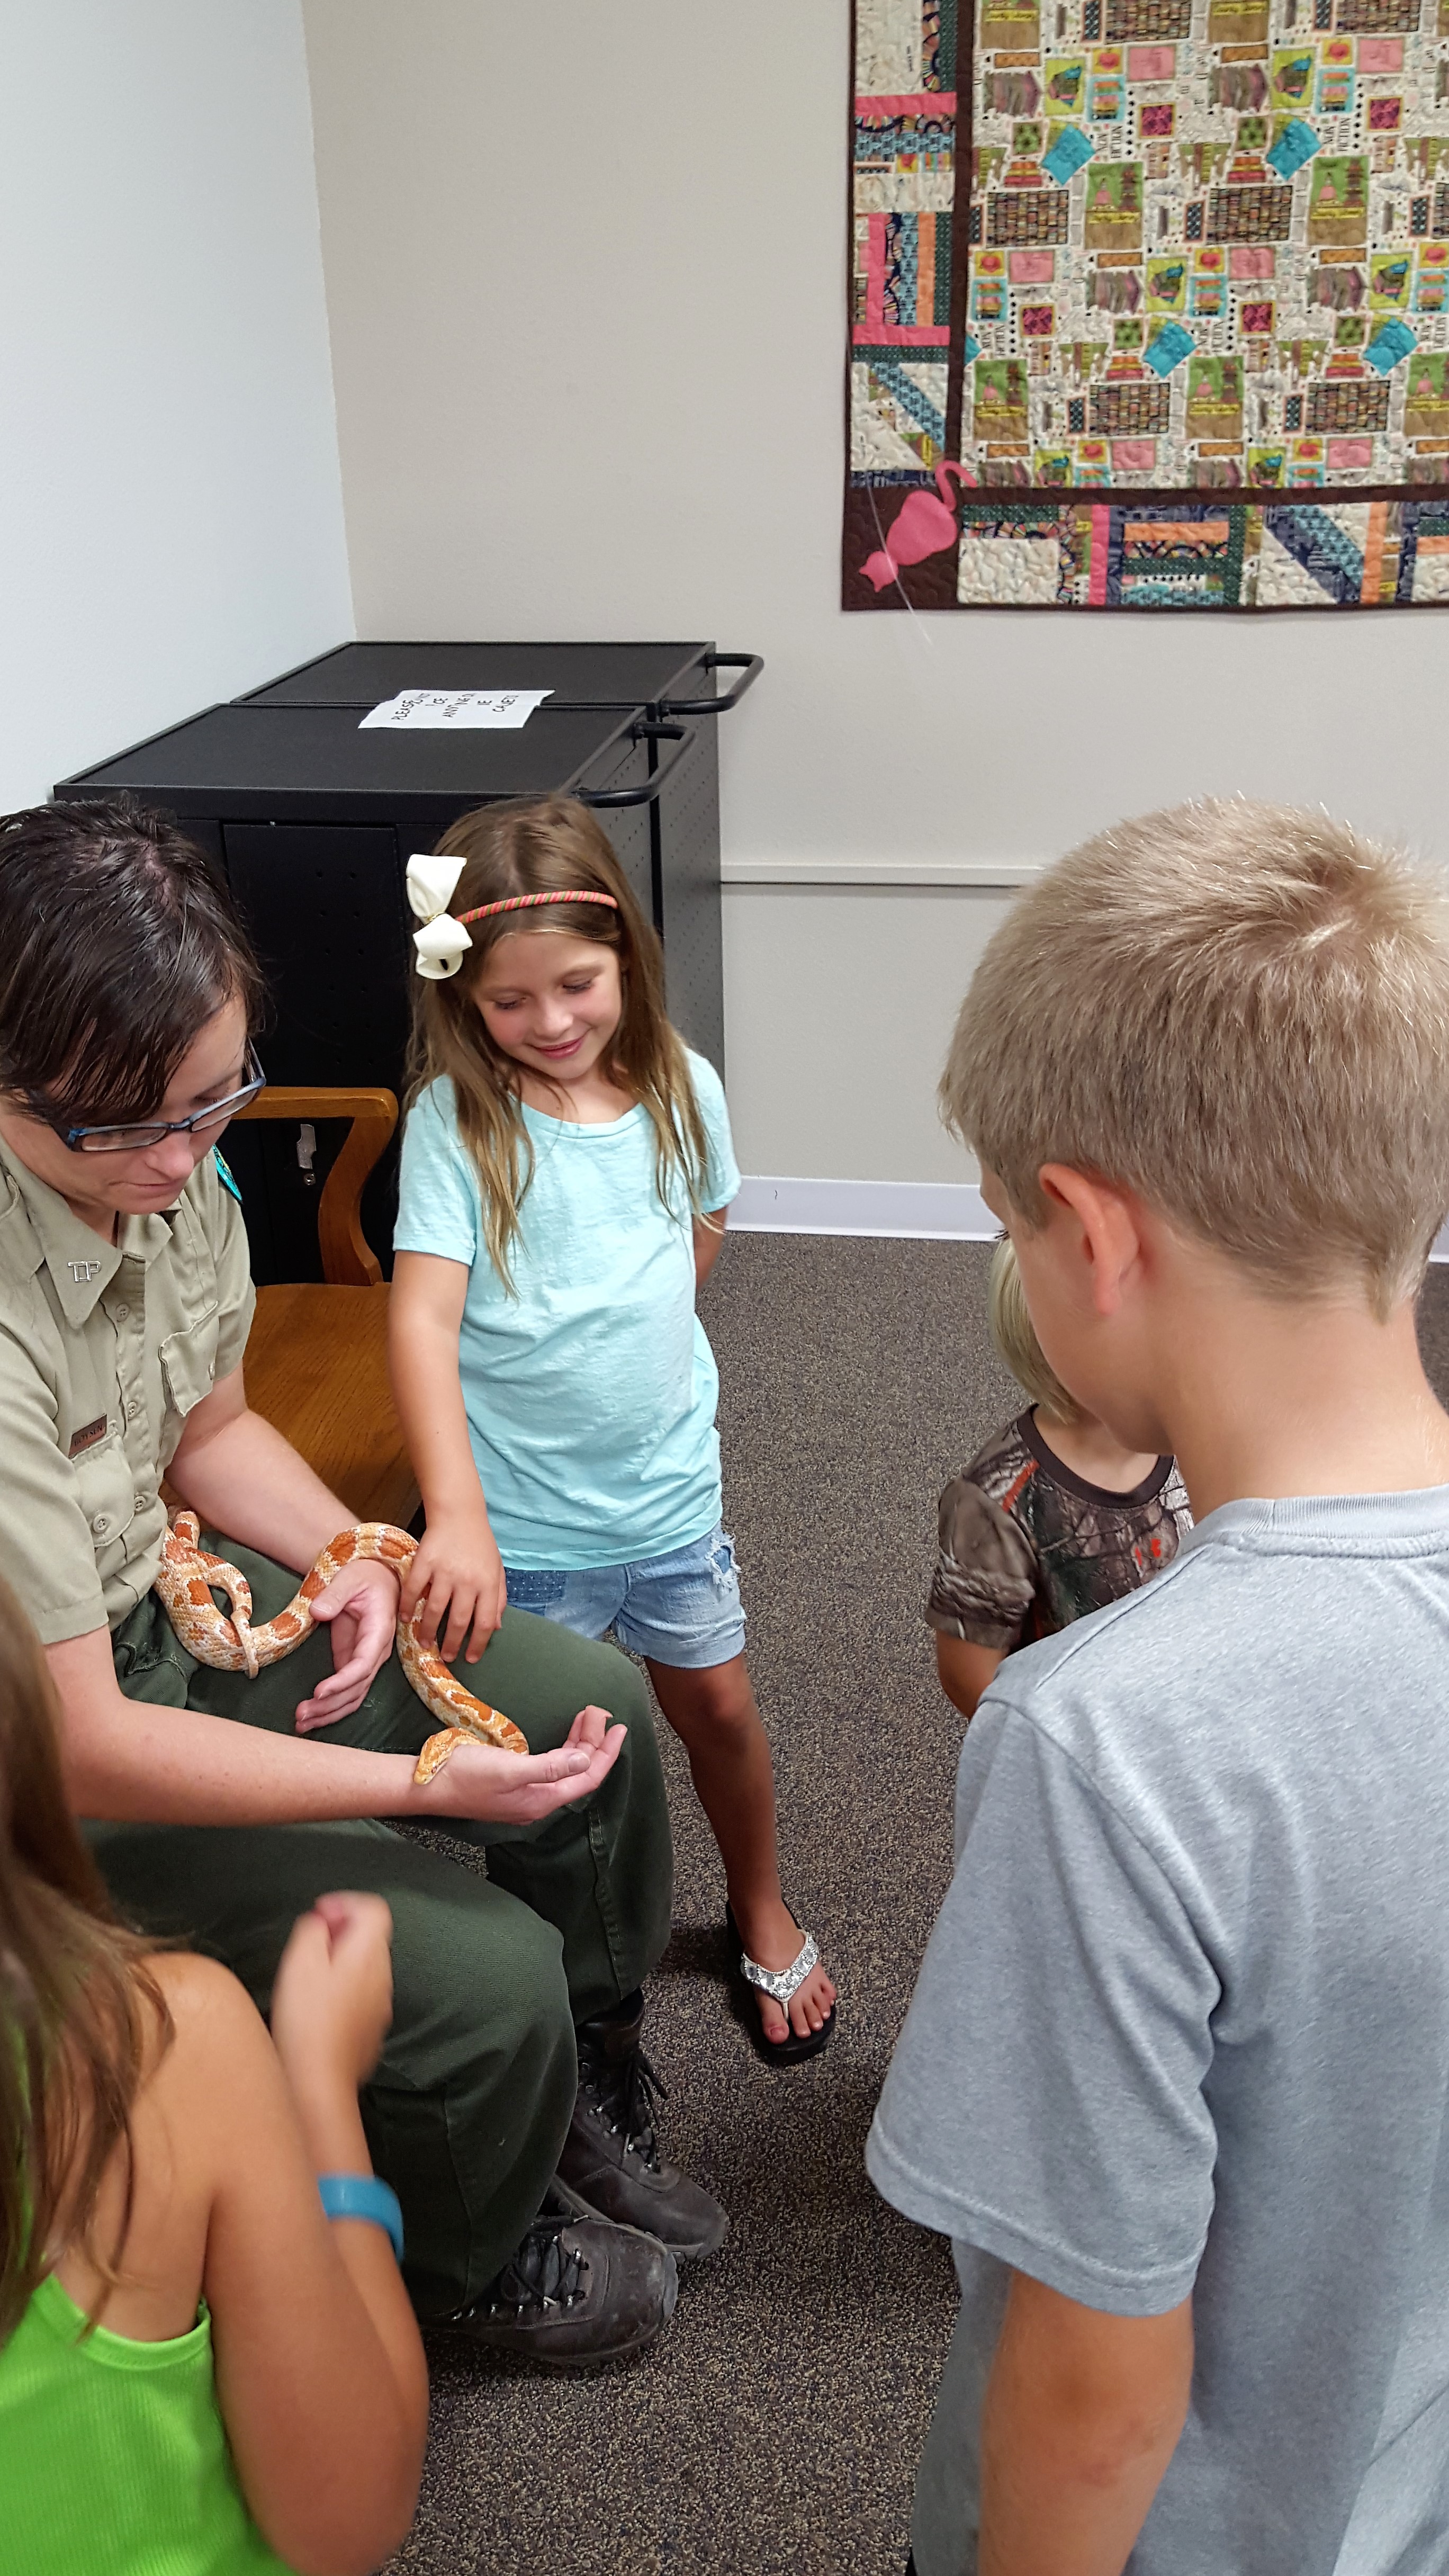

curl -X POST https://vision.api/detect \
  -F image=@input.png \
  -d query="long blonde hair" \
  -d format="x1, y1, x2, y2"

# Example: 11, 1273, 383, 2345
407, 796, 713, 1288
0, 1577, 172, 2341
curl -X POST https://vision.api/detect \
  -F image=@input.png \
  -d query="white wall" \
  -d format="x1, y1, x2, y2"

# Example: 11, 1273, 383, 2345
723, 882, 1016, 1183
299, 0, 1449, 1182
0, 2, 353, 813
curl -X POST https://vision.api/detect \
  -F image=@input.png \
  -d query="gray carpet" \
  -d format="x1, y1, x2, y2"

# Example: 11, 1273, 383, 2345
389, 1238, 1449, 2576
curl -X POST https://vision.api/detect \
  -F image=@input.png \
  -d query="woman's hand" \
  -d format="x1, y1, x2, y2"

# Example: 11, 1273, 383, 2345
269, 1891, 396, 2101
414, 1703, 626, 1824
294, 1558, 401, 1733
398, 1506, 508, 1666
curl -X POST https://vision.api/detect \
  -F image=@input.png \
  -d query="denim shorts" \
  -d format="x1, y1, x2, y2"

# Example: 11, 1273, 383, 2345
503, 1524, 745, 1671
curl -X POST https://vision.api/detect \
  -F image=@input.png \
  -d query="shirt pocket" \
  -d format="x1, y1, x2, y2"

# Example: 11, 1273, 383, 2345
70, 1429, 137, 1577
159, 1302, 221, 1444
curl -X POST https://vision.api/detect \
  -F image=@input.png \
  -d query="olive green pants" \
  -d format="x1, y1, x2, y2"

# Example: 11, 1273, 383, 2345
88, 1538, 673, 2320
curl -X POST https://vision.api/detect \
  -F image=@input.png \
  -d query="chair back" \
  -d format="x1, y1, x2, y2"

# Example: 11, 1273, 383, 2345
231, 1087, 398, 1287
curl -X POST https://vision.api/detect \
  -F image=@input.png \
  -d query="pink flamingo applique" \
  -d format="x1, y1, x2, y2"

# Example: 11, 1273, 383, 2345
860, 460, 975, 591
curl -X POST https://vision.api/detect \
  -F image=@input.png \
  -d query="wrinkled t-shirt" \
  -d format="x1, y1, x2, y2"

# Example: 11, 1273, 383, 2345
394, 1054, 740, 1569
871, 1489, 1449, 2576
926, 1410, 1192, 1653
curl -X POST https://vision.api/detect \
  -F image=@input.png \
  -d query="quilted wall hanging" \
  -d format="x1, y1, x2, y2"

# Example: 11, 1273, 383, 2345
844, 0, 1449, 606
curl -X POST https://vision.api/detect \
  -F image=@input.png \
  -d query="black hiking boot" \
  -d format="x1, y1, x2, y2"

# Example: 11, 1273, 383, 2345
553, 1990, 730, 2260
444, 2201, 678, 2372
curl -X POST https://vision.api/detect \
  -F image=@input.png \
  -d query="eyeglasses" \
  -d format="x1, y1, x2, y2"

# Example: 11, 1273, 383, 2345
36, 1050, 267, 1154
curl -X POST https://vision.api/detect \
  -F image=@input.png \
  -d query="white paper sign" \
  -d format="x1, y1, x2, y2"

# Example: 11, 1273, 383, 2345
358, 688, 554, 731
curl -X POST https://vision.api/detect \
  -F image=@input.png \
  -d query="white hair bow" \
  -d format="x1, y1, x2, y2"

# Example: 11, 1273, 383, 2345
406, 853, 471, 980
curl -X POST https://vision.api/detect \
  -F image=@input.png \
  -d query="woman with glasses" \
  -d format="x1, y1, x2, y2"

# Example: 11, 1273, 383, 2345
0, 797, 713, 2375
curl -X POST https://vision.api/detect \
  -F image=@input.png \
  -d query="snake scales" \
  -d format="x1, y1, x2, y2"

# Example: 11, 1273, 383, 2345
155, 1513, 528, 1782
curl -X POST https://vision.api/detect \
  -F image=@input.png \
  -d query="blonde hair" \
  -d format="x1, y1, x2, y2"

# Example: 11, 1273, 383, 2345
988, 1235, 1084, 1425
941, 800, 1449, 1320
407, 796, 713, 1288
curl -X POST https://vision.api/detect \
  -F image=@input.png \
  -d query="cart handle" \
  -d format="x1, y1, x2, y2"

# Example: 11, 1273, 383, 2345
660, 653, 763, 717
577, 720, 696, 810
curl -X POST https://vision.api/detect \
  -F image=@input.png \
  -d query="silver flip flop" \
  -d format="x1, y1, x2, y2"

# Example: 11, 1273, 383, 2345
725, 1903, 837, 2066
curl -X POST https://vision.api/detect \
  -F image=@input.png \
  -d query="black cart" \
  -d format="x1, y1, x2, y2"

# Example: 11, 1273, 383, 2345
54, 641, 760, 1284
236, 639, 761, 1082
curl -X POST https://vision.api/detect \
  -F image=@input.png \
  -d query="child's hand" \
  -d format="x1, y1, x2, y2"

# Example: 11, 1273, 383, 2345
270, 1891, 396, 2097
399, 1508, 508, 1665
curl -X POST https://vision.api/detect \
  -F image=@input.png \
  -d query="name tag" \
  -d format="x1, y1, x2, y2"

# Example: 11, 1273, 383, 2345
68, 1416, 108, 1457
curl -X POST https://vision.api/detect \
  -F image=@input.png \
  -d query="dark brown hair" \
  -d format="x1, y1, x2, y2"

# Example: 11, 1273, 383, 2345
408, 796, 713, 1287
0, 1576, 172, 2342
0, 798, 263, 1127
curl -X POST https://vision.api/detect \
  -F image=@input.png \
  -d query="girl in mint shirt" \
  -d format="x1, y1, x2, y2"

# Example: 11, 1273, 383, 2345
0, 1574, 427, 2576
391, 796, 836, 2061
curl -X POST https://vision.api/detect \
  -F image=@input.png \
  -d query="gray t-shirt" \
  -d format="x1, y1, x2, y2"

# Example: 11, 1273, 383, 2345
868, 1491, 1449, 2576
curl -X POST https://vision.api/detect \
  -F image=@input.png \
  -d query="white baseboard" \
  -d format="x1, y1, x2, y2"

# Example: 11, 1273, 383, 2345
728, 1174, 994, 1240
730, 1173, 1449, 1263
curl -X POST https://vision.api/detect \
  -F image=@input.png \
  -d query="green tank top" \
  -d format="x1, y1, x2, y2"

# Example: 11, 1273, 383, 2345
0, 2270, 293, 2574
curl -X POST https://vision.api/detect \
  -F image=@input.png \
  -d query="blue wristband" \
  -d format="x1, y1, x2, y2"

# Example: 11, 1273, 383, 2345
317, 2173, 404, 2264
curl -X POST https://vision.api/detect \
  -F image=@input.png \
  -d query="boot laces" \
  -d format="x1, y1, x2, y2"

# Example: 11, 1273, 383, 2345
486, 2212, 588, 2316
583, 2042, 669, 2170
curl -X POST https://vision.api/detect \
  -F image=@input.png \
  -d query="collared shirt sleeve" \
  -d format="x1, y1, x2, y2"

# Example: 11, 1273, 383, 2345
867, 1692, 1219, 2315
0, 1311, 110, 1642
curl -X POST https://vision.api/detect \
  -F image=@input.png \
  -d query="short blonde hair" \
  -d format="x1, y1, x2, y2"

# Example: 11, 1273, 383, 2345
988, 1236, 1084, 1425
942, 800, 1449, 1318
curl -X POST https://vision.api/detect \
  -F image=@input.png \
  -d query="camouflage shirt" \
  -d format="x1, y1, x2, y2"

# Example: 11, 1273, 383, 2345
926, 1410, 1193, 1653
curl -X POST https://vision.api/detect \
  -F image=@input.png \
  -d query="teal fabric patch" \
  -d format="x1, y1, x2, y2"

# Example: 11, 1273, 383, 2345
1266, 118, 1319, 181
213, 1149, 242, 1205
1041, 125, 1093, 186
1144, 322, 1194, 379
1366, 318, 1416, 375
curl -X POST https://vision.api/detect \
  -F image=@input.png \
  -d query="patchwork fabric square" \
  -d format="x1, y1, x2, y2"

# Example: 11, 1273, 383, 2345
844, 0, 1449, 604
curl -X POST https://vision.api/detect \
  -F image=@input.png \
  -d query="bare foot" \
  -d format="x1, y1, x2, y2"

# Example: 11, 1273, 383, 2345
731, 1893, 838, 2045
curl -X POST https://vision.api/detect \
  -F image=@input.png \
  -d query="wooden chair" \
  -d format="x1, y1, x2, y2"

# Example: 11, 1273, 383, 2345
230, 1086, 419, 1529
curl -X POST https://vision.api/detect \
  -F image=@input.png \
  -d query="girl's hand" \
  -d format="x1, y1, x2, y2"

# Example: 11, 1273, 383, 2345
414, 1703, 626, 1824
270, 1891, 396, 2098
399, 1507, 508, 1665
295, 1558, 401, 1731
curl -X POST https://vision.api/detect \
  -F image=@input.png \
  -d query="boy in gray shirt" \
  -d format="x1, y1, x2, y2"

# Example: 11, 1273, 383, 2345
869, 800, 1449, 2576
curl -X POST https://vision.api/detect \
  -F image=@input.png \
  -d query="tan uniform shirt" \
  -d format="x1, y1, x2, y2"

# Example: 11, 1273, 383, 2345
0, 1137, 255, 1644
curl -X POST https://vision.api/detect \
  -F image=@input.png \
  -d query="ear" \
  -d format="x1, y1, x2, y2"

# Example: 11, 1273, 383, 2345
1037, 1165, 1146, 1318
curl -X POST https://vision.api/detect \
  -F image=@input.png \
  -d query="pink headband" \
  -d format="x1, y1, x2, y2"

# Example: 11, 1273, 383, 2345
407, 856, 618, 980
457, 890, 619, 926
